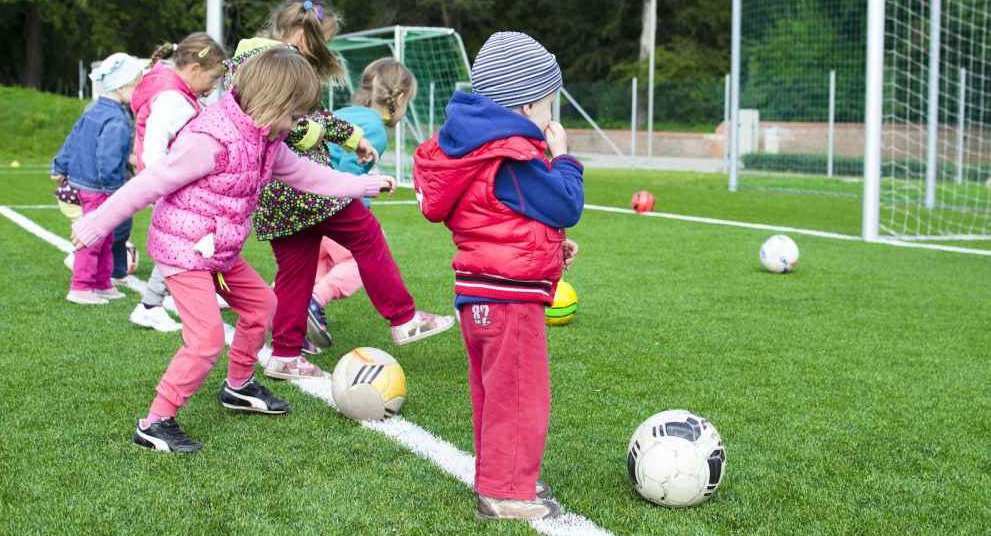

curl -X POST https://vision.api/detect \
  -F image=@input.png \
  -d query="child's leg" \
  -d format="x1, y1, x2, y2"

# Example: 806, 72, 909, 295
142, 265, 170, 306
216, 258, 277, 385
314, 201, 415, 326
110, 218, 133, 280
312, 238, 363, 306
269, 229, 324, 359
460, 302, 550, 501
71, 191, 111, 291
149, 270, 227, 418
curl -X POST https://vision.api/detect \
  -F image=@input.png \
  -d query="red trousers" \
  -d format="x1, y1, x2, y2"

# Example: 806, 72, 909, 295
71, 191, 113, 291
270, 201, 416, 358
458, 302, 550, 501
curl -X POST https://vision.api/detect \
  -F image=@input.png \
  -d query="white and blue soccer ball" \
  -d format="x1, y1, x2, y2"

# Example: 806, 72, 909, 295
627, 410, 726, 507
760, 234, 799, 273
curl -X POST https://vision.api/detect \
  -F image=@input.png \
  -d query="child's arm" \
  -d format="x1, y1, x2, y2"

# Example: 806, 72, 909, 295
288, 111, 377, 163
72, 133, 221, 248
270, 143, 393, 199
142, 92, 197, 168
95, 120, 132, 189
493, 155, 584, 229
51, 139, 70, 180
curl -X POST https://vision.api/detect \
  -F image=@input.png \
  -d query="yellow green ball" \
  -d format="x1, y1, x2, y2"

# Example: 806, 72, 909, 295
546, 281, 578, 326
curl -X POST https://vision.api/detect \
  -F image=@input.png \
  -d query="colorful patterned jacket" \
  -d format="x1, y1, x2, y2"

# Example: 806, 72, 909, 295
224, 37, 363, 240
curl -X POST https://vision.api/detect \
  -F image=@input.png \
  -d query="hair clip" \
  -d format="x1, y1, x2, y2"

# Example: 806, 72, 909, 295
301, 1, 324, 21
198, 46, 210, 58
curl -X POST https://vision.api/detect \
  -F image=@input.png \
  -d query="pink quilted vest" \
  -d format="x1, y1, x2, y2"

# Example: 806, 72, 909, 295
131, 63, 201, 172
146, 92, 283, 272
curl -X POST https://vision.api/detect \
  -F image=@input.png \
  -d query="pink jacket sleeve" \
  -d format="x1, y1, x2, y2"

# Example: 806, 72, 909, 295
72, 133, 221, 248
270, 143, 383, 199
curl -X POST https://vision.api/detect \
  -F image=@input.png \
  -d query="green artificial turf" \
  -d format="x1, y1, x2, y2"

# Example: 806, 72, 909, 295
1, 168, 989, 535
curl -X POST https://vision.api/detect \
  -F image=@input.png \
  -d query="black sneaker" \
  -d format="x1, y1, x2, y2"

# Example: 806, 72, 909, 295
307, 298, 333, 347
133, 418, 203, 453
219, 376, 291, 414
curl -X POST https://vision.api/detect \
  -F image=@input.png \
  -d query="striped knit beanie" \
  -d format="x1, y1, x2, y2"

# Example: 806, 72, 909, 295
470, 32, 562, 108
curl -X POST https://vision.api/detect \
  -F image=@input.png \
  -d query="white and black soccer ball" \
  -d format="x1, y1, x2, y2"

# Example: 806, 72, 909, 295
627, 410, 726, 507
759, 234, 799, 273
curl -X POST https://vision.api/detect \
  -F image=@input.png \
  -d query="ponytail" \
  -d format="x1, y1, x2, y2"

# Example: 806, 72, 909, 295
267, 1, 345, 83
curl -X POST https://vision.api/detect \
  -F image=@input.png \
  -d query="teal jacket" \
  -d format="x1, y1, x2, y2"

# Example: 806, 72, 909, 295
328, 106, 388, 176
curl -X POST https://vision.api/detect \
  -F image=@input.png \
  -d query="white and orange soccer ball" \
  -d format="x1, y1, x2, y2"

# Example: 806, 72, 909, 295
330, 347, 407, 421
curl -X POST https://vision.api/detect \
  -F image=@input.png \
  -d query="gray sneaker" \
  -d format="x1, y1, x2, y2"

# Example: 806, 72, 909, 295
476, 494, 561, 521
535, 480, 553, 499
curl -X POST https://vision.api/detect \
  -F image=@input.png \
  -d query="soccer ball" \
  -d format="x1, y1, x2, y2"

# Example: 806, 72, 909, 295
631, 190, 655, 213
331, 347, 407, 421
546, 280, 578, 326
759, 235, 799, 273
125, 241, 139, 275
627, 410, 726, 507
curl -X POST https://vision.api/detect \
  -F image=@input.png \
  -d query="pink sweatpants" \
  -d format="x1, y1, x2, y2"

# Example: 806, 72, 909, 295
458, 302, 550, 501
312, 238, 363, 306
149, 258, 276, 417
71, 191, 113, 291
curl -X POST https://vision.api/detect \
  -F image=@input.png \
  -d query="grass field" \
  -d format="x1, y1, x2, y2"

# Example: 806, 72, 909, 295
1, 165, 989, 535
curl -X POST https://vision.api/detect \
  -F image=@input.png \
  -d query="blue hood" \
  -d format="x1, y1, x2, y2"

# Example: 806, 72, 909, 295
438, 92, 545, 157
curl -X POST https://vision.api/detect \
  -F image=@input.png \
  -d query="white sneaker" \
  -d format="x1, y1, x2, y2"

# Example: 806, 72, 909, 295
66, 290, 109, 305
95, 287, 126, 300
63, 252, 75, 270
391, 311, 456, 346
263, 356, 325, 380
113, 275, 143, 293
130, 303, 182, 332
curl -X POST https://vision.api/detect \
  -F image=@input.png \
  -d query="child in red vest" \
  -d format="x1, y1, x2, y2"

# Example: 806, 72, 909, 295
413, 32, 583, 521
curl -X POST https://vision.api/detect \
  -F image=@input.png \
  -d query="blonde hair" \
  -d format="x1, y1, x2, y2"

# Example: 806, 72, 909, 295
150, 32, 227, 70
234, 47, 320, 127
265, 1, 344, 82
351, 58, 418, 127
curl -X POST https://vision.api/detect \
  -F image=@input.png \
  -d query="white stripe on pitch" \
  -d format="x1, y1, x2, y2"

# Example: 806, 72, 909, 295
1, 206, 615, 536
583, 204, 991, 256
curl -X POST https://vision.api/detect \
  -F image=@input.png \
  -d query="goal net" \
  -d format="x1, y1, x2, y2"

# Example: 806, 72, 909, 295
329, 26, 471, 186
732, 0, 990, 242
879, 0, 991, 240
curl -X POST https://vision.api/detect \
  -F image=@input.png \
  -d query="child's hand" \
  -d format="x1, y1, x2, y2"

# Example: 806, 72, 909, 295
563, 238, 579, 268
70, 232, 85, 250
50, 173, 65, 182
544, 122, 568, 158
356, 138, 379, 164
372, 174, 396, 196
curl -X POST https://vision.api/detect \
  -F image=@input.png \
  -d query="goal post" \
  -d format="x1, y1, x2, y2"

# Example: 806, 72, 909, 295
731, 0, 991, 242
329, 26, 472, 186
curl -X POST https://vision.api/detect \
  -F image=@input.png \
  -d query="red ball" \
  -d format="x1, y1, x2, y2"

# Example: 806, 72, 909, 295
631, 190, 655, 213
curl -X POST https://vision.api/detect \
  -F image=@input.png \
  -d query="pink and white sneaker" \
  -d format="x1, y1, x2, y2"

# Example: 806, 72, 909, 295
263, 356, 325, 380
391, 311, 456, 346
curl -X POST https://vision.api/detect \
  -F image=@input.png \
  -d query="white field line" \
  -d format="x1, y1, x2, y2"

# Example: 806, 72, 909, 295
0, 205, 615, 536
583, 204, 991, 257
3, 204, 62, 209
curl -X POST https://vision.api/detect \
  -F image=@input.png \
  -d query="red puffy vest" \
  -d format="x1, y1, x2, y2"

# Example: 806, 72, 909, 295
413, 135, 565, 304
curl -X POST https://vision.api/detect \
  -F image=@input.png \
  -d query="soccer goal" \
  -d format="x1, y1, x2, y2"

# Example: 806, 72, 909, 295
329, 26, 471, 186
728, 0, 990, 242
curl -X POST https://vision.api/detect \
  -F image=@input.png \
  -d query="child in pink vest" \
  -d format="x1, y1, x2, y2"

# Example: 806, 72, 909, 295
72, 48, 395, 454
414, 32, 583, 521
128, 32, 227, 333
